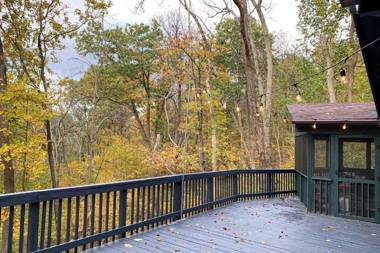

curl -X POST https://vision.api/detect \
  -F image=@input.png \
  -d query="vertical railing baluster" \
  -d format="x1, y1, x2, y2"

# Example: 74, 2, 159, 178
130, 188, 135, 235
112, 191, 117, 241
66, 197, 72, 252
39, 201, 47, 250
141, 187, 146, 230
135, 188, 140, 232
27, 202, 39, 252
47, 200, 53, 248
90, 194, 95, 248
82, 195, 88, 251
233, 173, 238, 201
165, 184, 169, 222
57, 199, 63, 245
105, 192, 110, 243
207, 176, 214, 210
19, 204, 25, 253
147, 186, 151, 228
98, 193, 103, 246
74, 196, 80, 253
152, 185, 156, 227
7, 205, 14, 253
156, 185, 160, 225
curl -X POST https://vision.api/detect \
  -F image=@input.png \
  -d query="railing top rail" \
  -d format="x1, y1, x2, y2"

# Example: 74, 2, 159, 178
0, 168, 295, 207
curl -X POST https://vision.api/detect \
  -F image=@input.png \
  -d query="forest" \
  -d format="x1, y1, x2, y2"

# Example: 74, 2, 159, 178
0, 0, 373, 194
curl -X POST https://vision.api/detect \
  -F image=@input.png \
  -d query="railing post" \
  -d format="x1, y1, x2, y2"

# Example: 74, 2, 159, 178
266, 173, 273, 198
173, 177, 183, 220
119, 189, 127, 238
207, 176, 214, 209
233, 173, 238, 201
27, 202, 39, 252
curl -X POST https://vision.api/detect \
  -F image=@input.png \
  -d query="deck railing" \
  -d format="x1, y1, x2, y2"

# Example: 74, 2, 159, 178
0, 169, 296, 253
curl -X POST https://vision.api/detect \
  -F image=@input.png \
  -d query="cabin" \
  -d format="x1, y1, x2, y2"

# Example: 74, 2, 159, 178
289, 102, 379, 222
288, 1, 380, 224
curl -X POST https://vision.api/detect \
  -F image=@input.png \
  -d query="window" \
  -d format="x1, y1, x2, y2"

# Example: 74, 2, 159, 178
339, 139, 375, 180
313, 137, 329, 178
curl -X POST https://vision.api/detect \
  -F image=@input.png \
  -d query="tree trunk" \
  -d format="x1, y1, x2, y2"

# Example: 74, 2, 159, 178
233, 0, 261, 167
322, 34, 336, 103
46, 120, 58, 188
252, 0, 274, 167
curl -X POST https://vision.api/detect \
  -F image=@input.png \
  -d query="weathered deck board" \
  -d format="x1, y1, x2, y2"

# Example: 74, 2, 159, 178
87, 198, 380, 253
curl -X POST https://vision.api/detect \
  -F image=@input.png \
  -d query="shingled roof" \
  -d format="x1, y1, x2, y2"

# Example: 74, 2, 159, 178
288, 102, 379, 126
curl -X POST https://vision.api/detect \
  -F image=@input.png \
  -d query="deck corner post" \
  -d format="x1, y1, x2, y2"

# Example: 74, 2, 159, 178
233, 173, 238, 201
119, 189, 127, 238
207, 176, 214, 209
27, 202, 39, 252
173, 177, 183, 220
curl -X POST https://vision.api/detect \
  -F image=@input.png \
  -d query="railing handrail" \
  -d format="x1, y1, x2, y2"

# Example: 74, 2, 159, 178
0, 169, 295, 207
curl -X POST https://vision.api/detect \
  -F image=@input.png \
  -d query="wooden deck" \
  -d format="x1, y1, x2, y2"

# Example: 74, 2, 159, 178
87, 198, 380, 253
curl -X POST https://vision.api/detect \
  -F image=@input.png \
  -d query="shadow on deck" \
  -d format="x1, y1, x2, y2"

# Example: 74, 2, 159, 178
87, 198, 380, 253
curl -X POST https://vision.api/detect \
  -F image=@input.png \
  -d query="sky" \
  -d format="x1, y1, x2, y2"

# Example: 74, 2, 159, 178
51, 0, 299, 79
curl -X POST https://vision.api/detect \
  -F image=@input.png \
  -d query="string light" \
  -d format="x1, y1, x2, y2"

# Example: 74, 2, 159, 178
293, 83, 302, 102
283, 117, 288, 123
236, 105, 240, 112
259, 102, 264, 112
256, 111, 260, 117
340, 68, 347, 84
312, 120, 317, 129
222, 101, 227, 109
253, 36, 380, 103
296, 90, 302, 102
342, 121, 347, 130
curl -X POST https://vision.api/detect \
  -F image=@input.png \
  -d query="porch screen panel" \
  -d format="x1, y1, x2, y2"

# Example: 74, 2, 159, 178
313, 137, 329, 178
295, 134, 307, 176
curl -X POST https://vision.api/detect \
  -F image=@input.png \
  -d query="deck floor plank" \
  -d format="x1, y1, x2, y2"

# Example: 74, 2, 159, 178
87, 198, 380, 253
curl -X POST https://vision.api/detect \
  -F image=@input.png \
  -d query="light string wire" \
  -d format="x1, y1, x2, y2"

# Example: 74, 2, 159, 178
258, 35, 380, 100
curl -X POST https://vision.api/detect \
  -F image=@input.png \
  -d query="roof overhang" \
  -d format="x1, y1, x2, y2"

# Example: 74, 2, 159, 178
287, 102, 379, 127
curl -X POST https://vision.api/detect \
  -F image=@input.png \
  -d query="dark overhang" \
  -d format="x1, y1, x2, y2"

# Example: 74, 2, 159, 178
341, 1, 380, 116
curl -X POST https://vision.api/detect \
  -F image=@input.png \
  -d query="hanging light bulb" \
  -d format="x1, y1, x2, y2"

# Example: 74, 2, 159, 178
283, 117, 288, 123
259, 102, 264, 112
256, 111, 260, 117
312, 120, 317, 129
296, 90, 302, 102
340, 68, 347, 84
236, 105, 240, 112
196, 93, 200, 98
342, 121, 347, 130
292, 83, 302, 102
222, 101, 227, 109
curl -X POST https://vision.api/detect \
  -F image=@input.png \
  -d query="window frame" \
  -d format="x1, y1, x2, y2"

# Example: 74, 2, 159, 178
338, 138, 375, 180
312, 135, 330, 178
